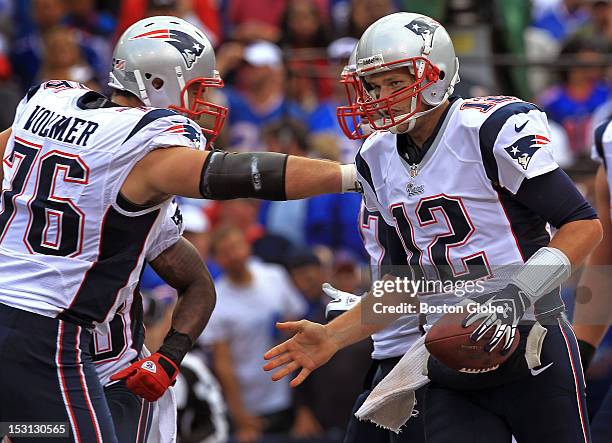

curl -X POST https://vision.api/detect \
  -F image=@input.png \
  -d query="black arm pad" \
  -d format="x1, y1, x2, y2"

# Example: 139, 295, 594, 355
199, 150, 289, 200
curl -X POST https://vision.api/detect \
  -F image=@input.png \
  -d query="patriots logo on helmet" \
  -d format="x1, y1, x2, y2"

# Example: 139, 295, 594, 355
130, 29, 205, 69
504, 134, 550, 170
405, 19, 439, 39
166, 122, 203, 148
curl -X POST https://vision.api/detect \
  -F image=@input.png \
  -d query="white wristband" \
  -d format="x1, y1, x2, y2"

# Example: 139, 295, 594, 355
511, 247, 571, 302
340, 164, 361, 193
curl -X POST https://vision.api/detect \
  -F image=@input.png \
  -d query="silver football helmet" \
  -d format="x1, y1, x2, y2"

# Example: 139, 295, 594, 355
109, 16, 227, 144
355, 12, 459, 133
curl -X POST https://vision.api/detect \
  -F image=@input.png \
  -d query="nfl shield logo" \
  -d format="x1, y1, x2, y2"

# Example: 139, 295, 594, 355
409, 164, 418, 178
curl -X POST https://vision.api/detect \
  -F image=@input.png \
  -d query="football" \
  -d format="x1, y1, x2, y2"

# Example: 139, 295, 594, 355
425, 311, 520, 373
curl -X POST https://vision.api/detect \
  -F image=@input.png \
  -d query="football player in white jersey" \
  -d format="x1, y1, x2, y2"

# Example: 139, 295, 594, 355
94, 201, 212, 443
574, 118, 612, 443
333, 50, 427, 443
0, 16, 357, 442
264, 12, 602, 443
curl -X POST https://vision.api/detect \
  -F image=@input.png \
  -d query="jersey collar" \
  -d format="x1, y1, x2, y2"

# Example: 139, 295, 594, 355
77, 91, 122, 110
396, 95, 461, 165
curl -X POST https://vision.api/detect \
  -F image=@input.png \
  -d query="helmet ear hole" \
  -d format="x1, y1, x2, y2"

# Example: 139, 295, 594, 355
439, 71, 445, 80
144, 73, 152, 79
152, 78, 164, 90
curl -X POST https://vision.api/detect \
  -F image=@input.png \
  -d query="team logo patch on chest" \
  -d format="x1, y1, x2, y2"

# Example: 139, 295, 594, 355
503, 134, 550, 170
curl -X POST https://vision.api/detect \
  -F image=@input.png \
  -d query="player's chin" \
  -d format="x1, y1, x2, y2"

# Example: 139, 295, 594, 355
395, 121, 411, 133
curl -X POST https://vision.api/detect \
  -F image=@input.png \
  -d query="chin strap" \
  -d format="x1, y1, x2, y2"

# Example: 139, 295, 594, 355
387, 59, 460, 134
387, 99, 447, 134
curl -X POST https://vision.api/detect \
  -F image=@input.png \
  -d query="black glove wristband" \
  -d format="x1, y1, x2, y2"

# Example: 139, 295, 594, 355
158, 328, 194, 368
577, 339, 596, 372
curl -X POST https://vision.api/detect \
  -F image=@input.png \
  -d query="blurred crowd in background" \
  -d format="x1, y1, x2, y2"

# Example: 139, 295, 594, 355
1, 0, 611, 442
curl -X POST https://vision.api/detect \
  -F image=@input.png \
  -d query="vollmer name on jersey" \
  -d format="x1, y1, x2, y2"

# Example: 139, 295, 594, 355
23, 105, 99, 147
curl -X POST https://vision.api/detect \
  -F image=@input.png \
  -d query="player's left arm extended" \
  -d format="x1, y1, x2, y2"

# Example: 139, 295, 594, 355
123, 146, 359, 206
465, 168, 602, 352
111, 237, 216, 401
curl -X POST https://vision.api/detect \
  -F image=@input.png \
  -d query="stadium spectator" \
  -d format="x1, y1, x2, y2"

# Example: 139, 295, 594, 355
216, 198, 295, 265
179, 203, 224, 280
329, 250, 363, 294
347, 0, 396, 39
225, 0, 327, 43
10, 0, 66, 90
258, 119, 365, 259
201, 225, 306, 442
286, 249, 372, 439
115, 0, 221, 46
64, 0, 116, 37
538, 36, 610, 153
280, 0, 331, 49
281, 0, 334, 103
10, 0, 108, 92
38, 26, 100, 90
307, 37, 361, 163
532, 0, 592, 42
222, 40, 307, 151
575, 0, 612, 47
0, 2, 18, 129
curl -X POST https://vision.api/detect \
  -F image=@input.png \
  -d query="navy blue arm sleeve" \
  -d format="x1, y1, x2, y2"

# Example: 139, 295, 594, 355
513, 168, 598, 229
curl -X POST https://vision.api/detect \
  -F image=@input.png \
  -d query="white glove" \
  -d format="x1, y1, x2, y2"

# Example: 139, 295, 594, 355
323, 283, 361, 321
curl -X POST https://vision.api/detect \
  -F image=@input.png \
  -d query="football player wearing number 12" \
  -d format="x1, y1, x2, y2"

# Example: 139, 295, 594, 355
264, 12, 601, 443
335, 45, 427, 443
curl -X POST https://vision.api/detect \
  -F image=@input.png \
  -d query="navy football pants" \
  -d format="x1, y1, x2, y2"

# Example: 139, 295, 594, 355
0, 303, 117, 442
425, 318, 590, 443
105, 381, 152, 443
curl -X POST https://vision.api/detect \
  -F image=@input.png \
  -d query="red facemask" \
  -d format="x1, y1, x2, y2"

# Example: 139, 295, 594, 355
356, 57, 440, 131
336, 68, 370, 140
169, 75, 228, 148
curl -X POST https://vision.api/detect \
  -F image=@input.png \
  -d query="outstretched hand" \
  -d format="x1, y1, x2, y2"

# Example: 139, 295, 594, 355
263, 320, 339, 387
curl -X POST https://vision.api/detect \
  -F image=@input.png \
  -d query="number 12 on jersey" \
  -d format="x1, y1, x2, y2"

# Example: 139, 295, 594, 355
391, 194, 492, 282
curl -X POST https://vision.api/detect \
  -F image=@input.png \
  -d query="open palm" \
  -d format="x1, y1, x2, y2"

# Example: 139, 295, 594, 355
263, 320, 339, 387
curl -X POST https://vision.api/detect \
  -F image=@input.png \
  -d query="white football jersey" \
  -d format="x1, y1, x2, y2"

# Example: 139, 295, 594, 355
94, 201, 184, 386
359, 203, 421, 359
0, 81, 205, 327
592, 118, 612, 203
356, 97, 561, 320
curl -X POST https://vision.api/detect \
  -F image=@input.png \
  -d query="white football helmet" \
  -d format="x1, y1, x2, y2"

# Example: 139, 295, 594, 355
109, 16, 227, 144
355, 12, 460, 133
